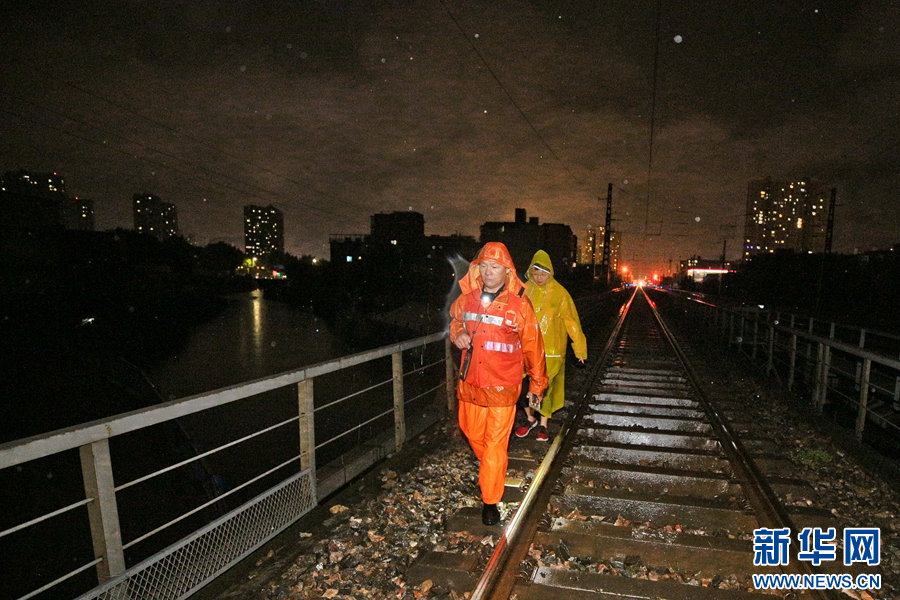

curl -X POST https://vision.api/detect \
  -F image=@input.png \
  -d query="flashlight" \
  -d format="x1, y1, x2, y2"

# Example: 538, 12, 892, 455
460, 346, 472, 380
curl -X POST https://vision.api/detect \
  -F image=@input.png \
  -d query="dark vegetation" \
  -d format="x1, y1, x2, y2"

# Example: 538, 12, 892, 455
674, 250, 900, 333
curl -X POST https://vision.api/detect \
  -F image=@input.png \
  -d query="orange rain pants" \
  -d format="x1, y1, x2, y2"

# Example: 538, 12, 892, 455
458, 396, 517, 505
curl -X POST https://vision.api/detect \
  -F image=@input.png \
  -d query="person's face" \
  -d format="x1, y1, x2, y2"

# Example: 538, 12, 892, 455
530, 266, 550, 286
479, 259, 509, 292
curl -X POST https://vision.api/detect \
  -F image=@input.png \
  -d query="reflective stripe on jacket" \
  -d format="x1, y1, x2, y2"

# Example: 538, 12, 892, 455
449, 242, 547, 402
451, 286, 544, 391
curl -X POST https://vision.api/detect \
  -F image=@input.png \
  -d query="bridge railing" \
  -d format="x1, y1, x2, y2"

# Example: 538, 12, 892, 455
0, 331, 454, 600
659, 290, 900, 445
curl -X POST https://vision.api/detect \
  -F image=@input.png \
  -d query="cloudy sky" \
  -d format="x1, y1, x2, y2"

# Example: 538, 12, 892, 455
2, 0, 898, 276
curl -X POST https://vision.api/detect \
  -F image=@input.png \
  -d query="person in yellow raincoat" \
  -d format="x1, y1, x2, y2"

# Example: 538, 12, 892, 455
449, 242, 548, 525
515, 249, 587, 442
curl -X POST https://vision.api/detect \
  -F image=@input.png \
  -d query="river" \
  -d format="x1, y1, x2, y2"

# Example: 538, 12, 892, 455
143, 289, 343, 401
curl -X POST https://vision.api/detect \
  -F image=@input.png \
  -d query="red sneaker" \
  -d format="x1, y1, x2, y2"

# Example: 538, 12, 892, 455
515, 419, 538, 438
535, 426, 549, 442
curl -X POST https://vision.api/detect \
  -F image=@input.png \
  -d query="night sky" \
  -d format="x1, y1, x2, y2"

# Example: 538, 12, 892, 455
2, 0, 898, 276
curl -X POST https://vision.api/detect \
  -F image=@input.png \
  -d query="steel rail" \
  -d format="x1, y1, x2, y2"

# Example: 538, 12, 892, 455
644, 287, 841, 600
469, 287, 639, 600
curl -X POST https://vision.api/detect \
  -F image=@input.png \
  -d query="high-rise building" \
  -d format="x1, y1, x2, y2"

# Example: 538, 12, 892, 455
1, 169, 67, 198
743, 178, 832, 259
60, 197, 95, 231
2, 170, 94, 231
243, 204, 284, 257
579, 226, 621, 274
133, 193, 179, 239
480, 208, 577, 277
370, 211, 425, 244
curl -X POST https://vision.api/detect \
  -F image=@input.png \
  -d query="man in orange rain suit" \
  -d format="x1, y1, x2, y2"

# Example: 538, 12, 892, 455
449, 242, 548, 526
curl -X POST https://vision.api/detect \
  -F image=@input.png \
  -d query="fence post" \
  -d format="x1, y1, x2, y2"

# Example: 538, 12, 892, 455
806, 319, 815, 385
787, 315, 797, 390
297, 378, 315, 475
392, 351, 406, 453
893, 375, 900, 411
445, 337, 457, 413
820, 344, 832, 412
752, 312, 759, 360
766, 312, 777, 375
813, 342, 825, 409
855, 330, 866, 391
856, 358, 872, 441
80, 439, 126, 582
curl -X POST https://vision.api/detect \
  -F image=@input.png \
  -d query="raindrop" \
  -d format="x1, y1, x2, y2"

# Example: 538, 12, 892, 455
381, 58, 387, 63
623, 179, 629, 184
287, 43, 293, 49
240, 65, 247, 72
300, 52, 308, 59
674, 35, 683, 43
474, 33, 480, 38
225, 26, 232, 33
694, 216, 701, 222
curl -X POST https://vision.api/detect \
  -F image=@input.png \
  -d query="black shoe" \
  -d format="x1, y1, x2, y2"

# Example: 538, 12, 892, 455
482, 503, 500, 526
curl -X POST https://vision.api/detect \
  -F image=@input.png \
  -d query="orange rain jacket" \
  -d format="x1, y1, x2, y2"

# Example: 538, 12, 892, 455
450, 243, 548, 506
450, 242, 548, 405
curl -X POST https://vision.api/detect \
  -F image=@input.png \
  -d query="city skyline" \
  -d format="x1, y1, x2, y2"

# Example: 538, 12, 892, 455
2, 1, 898, 276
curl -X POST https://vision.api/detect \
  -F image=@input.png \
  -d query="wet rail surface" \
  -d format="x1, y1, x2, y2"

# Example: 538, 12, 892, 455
406, 287, 862, 600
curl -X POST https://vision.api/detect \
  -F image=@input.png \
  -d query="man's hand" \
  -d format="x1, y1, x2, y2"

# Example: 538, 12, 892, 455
454, 333, 472, 350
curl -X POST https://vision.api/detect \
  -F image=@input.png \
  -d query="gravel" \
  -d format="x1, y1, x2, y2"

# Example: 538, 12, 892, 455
199, 325, 900, 600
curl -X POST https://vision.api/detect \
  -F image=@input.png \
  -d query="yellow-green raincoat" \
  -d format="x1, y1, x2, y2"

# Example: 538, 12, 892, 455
524, 250, 587, 418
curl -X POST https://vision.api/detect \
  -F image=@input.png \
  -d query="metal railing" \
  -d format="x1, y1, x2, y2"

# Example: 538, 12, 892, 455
0, 331, 454, 600
658, 290, 900, 445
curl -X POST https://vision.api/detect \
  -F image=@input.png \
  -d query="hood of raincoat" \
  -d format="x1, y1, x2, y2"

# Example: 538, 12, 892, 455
527, 250, 555, 280
459, 242, 526, 296
524, 248, 588, 360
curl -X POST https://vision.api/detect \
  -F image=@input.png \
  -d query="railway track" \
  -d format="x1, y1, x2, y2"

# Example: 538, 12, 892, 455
407, 287, 876, 599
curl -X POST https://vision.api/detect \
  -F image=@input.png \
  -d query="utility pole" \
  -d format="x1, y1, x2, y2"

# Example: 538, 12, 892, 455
602, 183, 612, 284
719, 238, 727, 297
825, 187, 836, 254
